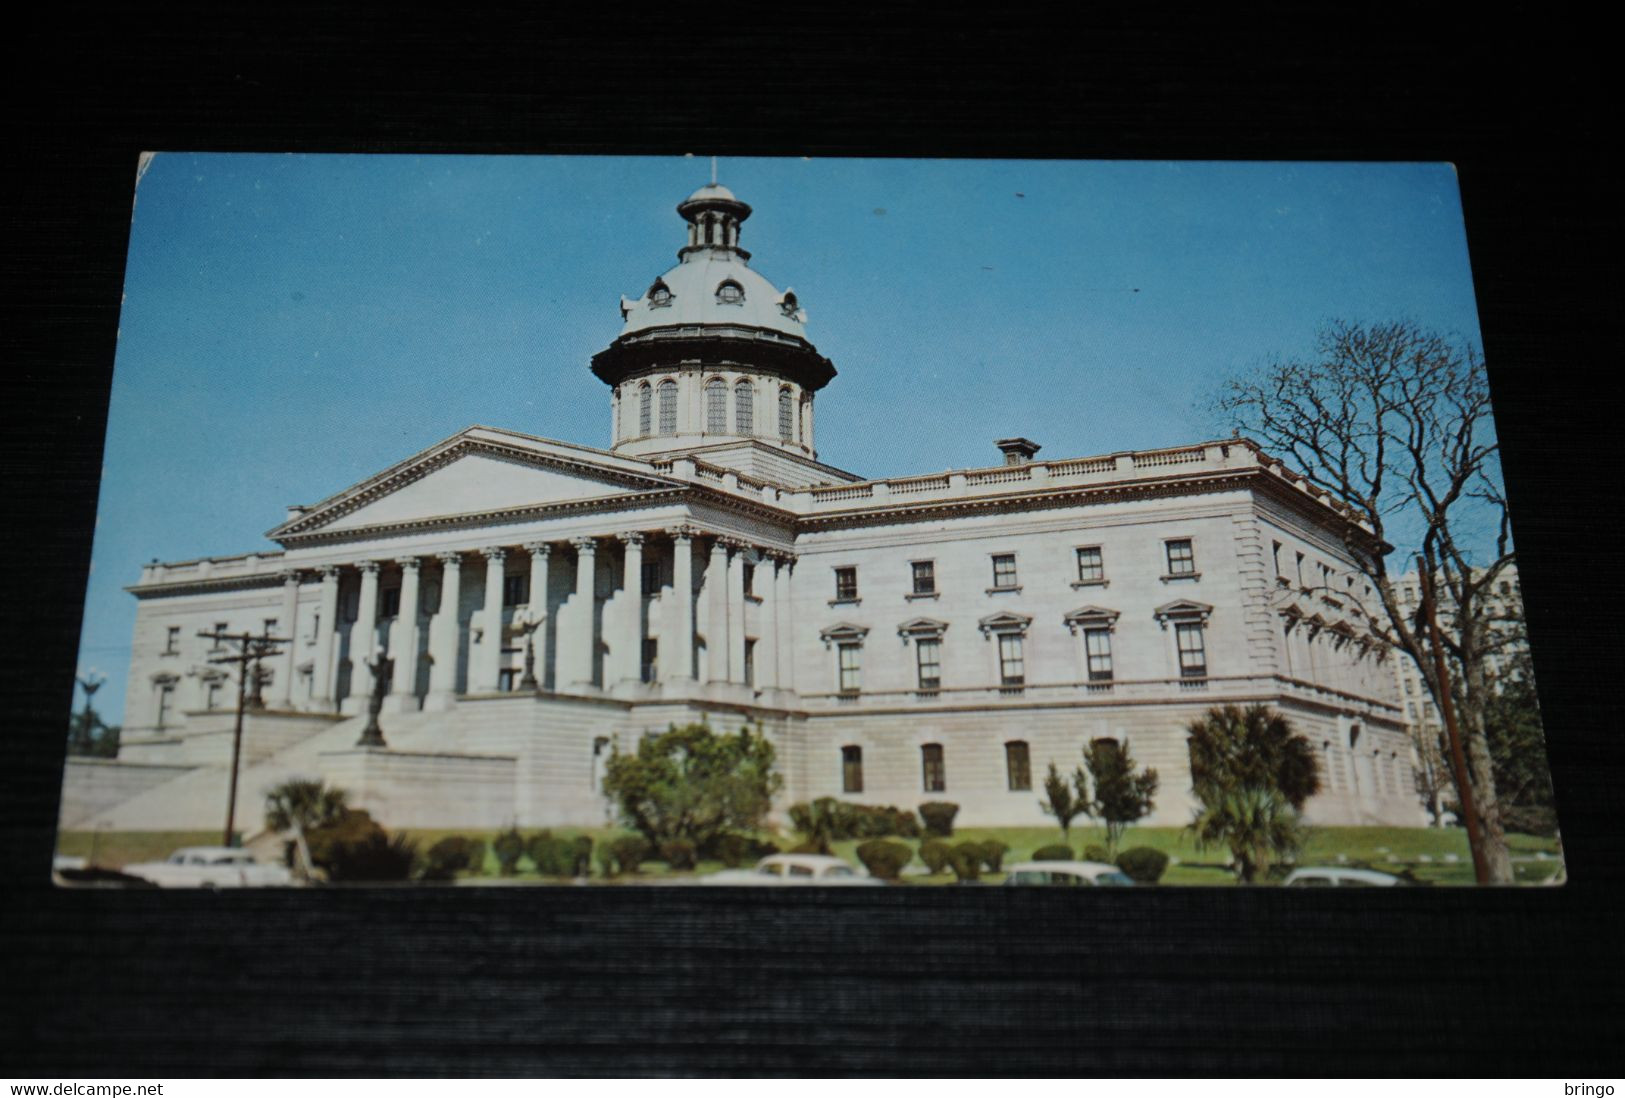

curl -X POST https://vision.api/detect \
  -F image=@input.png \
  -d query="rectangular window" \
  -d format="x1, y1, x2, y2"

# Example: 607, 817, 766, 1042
642, 638, 658, 683
164, 626, 180, 655
837, 642, 862, 693
206, 681, 222, 710
1165, 539, 1196, 576
911, 560, 936, 595
1085, 628, 1114, 682
155, 684, 173, 729
921, 743, 946, 793
916, 638, 942, 690
1296, 551, 1306, 587
212, 622, 229, 649
381, 587, 401, 618
744, 638, 756, 687
1005, 741, 1032, 792
641, 559, 662, 596
842, 745, 864, 793
1076, 546, 1105, 583
991, 553, 1019, 589
1272, 540, 1283, 576
309, 613, 320, 643
1176, 622, 1207, 678
743, 563, 756, 598
998, 633, 1025, 685
834, 566, 858, 602
502, 573, 528, 607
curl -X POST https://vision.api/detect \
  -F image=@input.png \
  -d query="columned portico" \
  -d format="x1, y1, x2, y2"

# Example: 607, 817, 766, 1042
617, 532, 644, 688
276, 570, 300, 708
706, 538, 729, 684
666, 527, 696, 683
426, 551, 463, 707
386, 557, 422, 711
475, 547, 507, 692
313, 565, 340, 706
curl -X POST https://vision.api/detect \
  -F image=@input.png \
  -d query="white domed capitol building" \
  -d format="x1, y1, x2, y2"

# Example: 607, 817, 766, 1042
61, 177, 1425, 834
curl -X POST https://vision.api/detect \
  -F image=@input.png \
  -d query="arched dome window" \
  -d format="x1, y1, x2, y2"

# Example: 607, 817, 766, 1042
735, 380, 754, 434
779, 387, 794, 441
657, 380, 678, 435
637, 383, 652, 437
648, 279, 673, 308
716, 279, 745, 305
705, 378, 727, 433
779, 291, 799, 318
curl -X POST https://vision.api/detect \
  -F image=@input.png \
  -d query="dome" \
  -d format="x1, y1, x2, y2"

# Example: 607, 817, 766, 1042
685, 182, 738, 203
619, 252, 807, 338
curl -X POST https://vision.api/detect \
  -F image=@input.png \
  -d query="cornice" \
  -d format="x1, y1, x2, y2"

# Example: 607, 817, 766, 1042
126, 573, 286, 599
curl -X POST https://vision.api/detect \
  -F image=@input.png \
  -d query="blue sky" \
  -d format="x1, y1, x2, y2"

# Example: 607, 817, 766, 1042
75, 155, 1486, 721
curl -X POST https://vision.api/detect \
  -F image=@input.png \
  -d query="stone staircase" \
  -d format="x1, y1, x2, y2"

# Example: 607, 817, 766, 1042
77, 708, 452, 832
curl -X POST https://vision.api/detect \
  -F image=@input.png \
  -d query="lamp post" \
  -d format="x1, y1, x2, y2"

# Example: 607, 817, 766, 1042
73, 669, 105, 755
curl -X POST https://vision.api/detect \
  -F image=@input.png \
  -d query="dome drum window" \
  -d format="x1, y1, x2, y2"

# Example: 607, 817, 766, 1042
715, 279, 745, 305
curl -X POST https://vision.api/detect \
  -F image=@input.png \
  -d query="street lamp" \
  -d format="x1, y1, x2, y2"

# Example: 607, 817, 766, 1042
73, 669, 105, 755
511, 607, 544, 691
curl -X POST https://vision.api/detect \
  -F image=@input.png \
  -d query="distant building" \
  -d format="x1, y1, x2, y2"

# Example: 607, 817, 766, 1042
1390, 564, 1526, 824
61, 182, 1427, 835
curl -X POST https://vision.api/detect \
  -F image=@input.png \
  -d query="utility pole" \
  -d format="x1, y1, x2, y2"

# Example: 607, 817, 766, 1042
201, 626, 292, 848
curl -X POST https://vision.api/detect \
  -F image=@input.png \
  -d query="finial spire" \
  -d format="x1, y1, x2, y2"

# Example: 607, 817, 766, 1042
710, 155, 718, 185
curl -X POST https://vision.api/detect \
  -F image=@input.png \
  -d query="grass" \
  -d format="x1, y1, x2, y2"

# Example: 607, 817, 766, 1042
59, 823, 1565, 886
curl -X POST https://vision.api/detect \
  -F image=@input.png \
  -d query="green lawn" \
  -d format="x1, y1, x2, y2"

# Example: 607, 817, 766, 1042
59, 823, 1565, 886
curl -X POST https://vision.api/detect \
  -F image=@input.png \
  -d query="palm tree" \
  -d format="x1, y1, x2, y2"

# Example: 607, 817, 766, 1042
1191, 787, 1306, 883
1186, 705, 1320, 882
264, 778, 349, 834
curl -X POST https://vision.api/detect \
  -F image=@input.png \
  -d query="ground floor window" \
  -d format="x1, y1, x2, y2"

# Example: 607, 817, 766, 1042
921, 743, 946, 792
842, 745, 864, 793
1005, 740, 1032, 791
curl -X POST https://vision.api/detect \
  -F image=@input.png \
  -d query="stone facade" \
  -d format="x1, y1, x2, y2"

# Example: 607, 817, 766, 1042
71, 182, 1425, 835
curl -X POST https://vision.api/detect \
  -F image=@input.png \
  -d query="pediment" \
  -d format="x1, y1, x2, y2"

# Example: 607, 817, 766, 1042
978, 611, 1033, 635
897, 617, 949, 639
270, 428, 682, 542
1063, 605, 1120, 632
819, 622, 870, 644
1153, 599, 1214, 626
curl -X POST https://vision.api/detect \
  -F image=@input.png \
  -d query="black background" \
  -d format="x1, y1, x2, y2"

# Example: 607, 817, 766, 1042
4, 6, 1621, 1077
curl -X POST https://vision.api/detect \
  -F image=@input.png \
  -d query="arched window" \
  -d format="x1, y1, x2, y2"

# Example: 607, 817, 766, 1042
734, 380, 754, 434
705, 378, 727, 433
779, 291, 799, 318
778, 387, 794, 440
637, 384, 652, 437
716, 279, 745, 305
657, 380, 678, 435
648, 279, 672, 308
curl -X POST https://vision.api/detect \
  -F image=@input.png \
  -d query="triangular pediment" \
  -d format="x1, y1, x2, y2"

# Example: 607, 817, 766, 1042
270, 427, 682, 542
1153, 599, 1214, 626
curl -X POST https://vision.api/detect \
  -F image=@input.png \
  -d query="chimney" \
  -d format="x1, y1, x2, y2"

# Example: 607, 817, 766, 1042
995, 437, 1041, 466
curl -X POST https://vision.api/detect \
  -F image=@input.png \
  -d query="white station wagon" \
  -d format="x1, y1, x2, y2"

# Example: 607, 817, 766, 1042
1281, 866, 1407, 887
701, 853, 883, 886
1002, 860, 1137, 887
122, 846, 295, 888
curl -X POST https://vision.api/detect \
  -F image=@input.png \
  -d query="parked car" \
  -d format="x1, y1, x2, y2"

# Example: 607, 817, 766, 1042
701, 853, 883, 886
122, 846, 295, 888
1281, 866, 1407, 887
1002, 860, 1136, 887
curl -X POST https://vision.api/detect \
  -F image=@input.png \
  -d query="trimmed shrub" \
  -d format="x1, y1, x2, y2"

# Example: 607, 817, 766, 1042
492, 827, 525, 876
977, 840, 1010, 873
789, 800, 922, 842
1115, 846, 1170, 884
947, 841, 983, 883
526, 833, 593, 878
919, 839, 953, 874
609, 836, 651, 876
709, 833, 781, 868
659, 838, 697, 870
1083, 843, 1112, 865
306, 808, 386, 872
324, 831, 419, 883
1032, 844, 1074, 862
465, 839, 487, 876
421, 836, 478, 881
918, 802, 959, 838
855, 839, 912, 881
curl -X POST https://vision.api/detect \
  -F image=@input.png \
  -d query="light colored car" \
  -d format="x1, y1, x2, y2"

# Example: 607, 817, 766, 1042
1281, 866, 1406, 887
1002, 860, 1136, 887
701, 853, 883, 886
122, 846, 295, 888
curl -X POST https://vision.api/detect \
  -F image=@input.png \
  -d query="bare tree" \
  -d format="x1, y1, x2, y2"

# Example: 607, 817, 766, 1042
1217, 319, 1517, 883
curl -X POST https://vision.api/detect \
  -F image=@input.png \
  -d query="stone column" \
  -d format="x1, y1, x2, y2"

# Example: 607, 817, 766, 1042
276, 570, 300, 708
428, 551, 463, 701
476, 547, 507, 692
666, 527, 695, 683
726, 540, 747, 683
352, 561, 381, 705
618, 532, 645, 685
776, 554, 796, 692
524, 541, 551, 687
312, 565, 341, 705
569, 537, 599, 688
756, 555, 779, 691
389, 557, 421, 708
706, 538, 729, 683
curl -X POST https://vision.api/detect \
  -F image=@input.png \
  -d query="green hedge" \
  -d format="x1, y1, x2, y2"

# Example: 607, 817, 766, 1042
1115, 846, 1169, 884
1032, 844, 1074, 861
855, 839, 912, 881
919, 838, 953, 874
918, 802, 960, 838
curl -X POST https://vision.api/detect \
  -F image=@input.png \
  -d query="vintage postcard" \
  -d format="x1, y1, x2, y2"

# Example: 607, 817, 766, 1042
56, 155, 1559, 887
